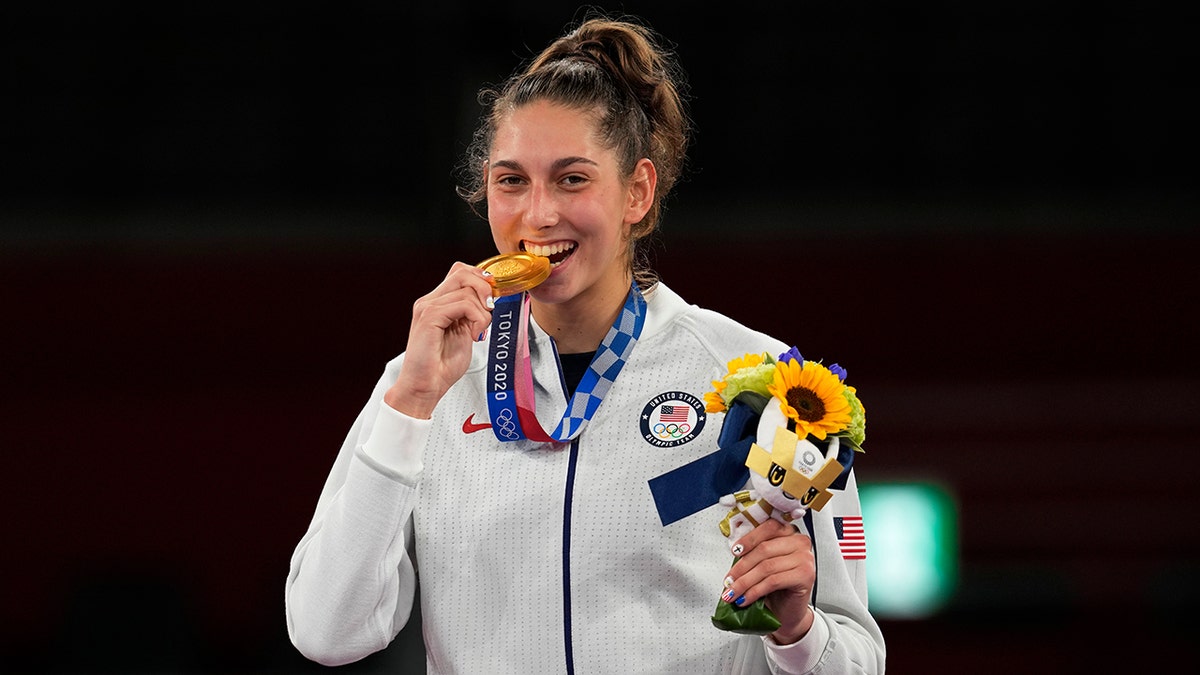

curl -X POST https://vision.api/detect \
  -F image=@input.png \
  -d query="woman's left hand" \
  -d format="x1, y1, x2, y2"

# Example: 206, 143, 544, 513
722, 518, 816, 645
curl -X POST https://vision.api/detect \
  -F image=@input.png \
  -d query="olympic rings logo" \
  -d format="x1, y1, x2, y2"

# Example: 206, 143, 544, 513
639, 391, 706, 448
653, 421, 692, 439
494, 407, 520, 440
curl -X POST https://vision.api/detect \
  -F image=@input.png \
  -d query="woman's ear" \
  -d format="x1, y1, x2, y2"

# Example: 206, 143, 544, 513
625, 158, 658, 224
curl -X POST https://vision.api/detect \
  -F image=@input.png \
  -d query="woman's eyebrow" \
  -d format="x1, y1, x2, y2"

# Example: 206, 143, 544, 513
490, 157, 599, 172
552, 156, 598, 171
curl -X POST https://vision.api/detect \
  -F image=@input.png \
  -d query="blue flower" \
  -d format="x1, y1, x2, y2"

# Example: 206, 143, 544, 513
777, 346, 804, 365
829, 363, 847, 382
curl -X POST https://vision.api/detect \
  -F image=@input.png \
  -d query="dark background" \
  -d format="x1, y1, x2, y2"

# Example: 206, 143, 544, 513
3, 2, 1197, 673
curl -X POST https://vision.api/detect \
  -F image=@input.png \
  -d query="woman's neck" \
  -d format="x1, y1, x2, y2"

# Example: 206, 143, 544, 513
531, 277, 631, 354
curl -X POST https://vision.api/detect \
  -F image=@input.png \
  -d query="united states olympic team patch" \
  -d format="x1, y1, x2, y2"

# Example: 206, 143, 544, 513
640, 391, 706, 447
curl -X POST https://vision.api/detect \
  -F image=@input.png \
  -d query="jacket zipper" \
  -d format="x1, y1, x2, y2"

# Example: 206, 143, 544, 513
562, 436, 580, 674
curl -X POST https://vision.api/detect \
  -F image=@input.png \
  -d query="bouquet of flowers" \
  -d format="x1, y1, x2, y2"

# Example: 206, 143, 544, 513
705, 347, 866, 634
704, 347, 864, 452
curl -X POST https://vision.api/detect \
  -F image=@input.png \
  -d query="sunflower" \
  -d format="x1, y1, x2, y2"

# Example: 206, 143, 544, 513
767, 359, 852, 440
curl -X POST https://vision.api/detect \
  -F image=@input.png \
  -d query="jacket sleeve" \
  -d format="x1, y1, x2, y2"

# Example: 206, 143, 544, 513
763, 470, 887, 674
284, 358, 430, 666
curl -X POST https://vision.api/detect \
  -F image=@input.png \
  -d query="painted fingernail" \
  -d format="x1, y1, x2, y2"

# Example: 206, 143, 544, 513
723, 575, 735, 588
481, 270, 493, 277
731, 543, 744, 556
486, 296, 495, 310
734, 595, 746, 607
721, 589, 736, 603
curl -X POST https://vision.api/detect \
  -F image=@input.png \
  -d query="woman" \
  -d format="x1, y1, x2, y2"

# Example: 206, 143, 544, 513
286, 14, 885, 674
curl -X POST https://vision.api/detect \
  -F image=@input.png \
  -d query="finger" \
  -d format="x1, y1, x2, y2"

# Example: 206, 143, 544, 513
728, 518, 800, 558
726, 536, 805, 589
444, 261, 498, 306
722, 549, 812, 607
723, 526, 813, 606
414, 287, 494, 334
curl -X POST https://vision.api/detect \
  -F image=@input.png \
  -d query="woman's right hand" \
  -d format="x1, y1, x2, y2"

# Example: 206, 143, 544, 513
383, 262, 495, 419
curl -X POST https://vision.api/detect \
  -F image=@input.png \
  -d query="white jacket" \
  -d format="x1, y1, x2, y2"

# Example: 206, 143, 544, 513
286, 283, 886, 674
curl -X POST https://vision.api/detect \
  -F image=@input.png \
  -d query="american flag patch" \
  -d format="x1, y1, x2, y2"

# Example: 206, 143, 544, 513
834, 516, 866, 560
659, 404, 690, 423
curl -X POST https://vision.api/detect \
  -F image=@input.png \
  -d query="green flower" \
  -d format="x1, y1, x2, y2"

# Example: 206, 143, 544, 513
721, 360, 776, 405
839, 386, 867, 452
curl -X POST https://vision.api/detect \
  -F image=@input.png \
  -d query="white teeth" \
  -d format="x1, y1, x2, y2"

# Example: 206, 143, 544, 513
524, 242, 575, 257
523, 242, 576, 265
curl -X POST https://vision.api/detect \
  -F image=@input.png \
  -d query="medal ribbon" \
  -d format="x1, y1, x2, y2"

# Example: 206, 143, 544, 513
486, 282, 646, 443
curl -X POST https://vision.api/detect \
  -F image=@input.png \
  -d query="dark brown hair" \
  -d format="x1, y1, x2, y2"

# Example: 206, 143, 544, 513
459, 15, 691, 289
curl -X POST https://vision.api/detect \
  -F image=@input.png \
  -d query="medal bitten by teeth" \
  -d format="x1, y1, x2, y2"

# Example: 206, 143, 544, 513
477, 252, 551, 296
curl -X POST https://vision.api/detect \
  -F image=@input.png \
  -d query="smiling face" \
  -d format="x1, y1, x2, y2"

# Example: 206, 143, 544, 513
485, 100, 655, 313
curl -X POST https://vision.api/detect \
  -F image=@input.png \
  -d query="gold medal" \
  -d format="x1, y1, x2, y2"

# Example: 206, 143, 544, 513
476, 252, 551, 296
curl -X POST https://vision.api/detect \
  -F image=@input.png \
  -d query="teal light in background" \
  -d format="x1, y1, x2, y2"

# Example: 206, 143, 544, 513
860, 481, 958, 619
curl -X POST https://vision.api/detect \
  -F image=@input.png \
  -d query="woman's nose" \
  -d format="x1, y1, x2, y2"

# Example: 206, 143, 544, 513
522, 183, 557, 229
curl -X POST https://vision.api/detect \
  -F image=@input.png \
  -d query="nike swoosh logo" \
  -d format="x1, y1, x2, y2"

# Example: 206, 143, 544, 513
461, 413, 492, 434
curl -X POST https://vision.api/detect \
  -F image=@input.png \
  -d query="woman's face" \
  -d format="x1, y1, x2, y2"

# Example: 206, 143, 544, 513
486, 100, 654, 308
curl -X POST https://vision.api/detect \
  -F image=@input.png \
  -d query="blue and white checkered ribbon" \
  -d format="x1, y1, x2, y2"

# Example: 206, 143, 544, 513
486, 281, 646, 443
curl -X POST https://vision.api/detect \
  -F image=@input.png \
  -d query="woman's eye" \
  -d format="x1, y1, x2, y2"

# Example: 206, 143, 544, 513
561, 174, 588, 187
